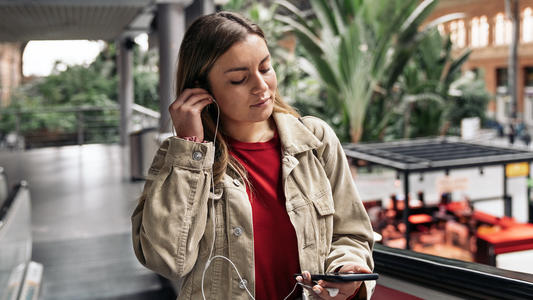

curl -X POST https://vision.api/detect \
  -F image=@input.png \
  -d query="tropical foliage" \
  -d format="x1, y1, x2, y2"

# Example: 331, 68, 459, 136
275, 0, 481, 142
364, 28, 489, 141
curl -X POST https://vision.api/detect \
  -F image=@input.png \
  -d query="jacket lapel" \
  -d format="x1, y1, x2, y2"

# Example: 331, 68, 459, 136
273, 113, 323, 182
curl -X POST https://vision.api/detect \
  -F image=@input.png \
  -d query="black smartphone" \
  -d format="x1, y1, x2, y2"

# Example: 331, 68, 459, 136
294, 273, 379, 282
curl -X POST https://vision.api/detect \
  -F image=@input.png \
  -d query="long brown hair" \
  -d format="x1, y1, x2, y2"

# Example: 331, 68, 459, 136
175, 11, 299, 184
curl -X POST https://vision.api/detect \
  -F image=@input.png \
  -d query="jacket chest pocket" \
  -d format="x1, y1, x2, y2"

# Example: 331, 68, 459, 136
310, 187, 335, 258
287, 185, 335, 266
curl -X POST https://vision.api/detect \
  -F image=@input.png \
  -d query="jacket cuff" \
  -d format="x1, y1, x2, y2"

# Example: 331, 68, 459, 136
165, 137, 214, 169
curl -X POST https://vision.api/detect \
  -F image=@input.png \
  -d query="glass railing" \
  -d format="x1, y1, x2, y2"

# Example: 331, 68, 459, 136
374, 243, 533, 299
0, 104, 160, 150
0, 181, 42, 300
0, 167, 7, 210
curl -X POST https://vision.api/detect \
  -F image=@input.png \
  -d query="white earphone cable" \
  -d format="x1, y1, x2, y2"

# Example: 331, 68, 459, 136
200, 98, 257, 300
198, 97, 297, 300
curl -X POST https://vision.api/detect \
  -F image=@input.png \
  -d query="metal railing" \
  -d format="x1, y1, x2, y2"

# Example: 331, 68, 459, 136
374, 243, 533, 299
0, 104, 160, 150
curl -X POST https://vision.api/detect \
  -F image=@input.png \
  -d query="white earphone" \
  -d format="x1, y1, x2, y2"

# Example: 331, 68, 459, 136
199, 97, 337, 299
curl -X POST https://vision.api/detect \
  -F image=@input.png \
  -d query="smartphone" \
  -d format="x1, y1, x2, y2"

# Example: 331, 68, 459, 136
294, 273, 379, 282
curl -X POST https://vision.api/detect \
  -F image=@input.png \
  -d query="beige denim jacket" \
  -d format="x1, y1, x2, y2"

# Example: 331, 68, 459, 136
132, 113, 375, 300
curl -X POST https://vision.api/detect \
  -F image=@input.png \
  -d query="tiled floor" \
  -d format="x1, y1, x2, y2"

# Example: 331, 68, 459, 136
0, 144, 173, 299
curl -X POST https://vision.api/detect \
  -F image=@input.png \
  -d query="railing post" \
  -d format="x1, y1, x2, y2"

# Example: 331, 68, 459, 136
504, 195, 513, 217
403, 171, 411, 250
15, 111, 21, 149
77, 110, 84, 145
503, 163, 511, 217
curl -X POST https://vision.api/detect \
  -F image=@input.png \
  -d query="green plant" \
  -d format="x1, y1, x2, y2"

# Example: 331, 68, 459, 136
0, 40, 160, 145
365, 28, 474, 140
276, 0, 462, 142
444, 70, 491, 135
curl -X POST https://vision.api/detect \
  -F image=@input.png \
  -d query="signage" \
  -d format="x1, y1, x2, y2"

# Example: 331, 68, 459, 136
505, 162, 530, 178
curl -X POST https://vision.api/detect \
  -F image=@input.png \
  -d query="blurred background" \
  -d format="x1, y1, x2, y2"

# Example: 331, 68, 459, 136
1, 0, 533, 299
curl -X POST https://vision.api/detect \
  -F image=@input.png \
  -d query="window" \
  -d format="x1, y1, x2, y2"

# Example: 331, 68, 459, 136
524, 8, 533, 43
450, 20, 466, 48
471, 17, 480, 47
495, 13, 512, 45
479, 16, 489, 47
471, 16, 489, 47
525, 67, 533, 87
438, 24, 445, 36
496, 68, 508, 87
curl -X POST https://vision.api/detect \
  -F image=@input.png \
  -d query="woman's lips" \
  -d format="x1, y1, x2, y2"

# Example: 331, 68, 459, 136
250, 97, 271, 107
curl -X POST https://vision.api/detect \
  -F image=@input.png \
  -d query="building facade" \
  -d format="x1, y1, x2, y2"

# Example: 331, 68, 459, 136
431, 0, 533, 126
0, 42, 23, 107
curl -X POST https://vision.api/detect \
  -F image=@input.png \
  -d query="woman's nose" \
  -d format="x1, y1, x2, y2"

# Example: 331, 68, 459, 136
250, 72, 269, 95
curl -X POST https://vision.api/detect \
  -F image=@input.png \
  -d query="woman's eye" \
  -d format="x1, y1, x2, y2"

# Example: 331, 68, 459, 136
230, 78, 246, 85
260, 67, 271, 73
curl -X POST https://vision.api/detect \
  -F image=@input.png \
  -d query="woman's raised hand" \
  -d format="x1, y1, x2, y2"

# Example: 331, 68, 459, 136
169, 88, 214, 141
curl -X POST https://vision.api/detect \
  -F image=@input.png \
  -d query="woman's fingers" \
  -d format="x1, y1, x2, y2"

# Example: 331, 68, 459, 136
296, 271, 315, 294
173, 88, 210, 104
306, 263, 371, 299
315, 280, 362, 299
310, 284, 339, 299
168, 88, 214, 139
169, 89, 212, 112
337, 264, 371, 274
176, 95, 213, 114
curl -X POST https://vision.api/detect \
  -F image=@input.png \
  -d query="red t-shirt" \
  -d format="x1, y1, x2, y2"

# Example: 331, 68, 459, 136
229, 132, 301, 300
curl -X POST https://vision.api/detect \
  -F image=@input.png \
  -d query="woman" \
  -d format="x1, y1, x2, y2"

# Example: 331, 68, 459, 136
131, 11, 375, 300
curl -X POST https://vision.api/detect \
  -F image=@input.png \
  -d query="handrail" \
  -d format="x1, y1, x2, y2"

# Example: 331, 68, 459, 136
0, 104, 161, 149
374, 243, 533, 299
0, 105, 119, 114
132, 103, 160, 119
0, 181, 24, 231
0, 166, 7, 210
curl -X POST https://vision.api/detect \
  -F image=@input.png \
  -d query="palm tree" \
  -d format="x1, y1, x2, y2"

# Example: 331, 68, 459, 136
276, 0, 461, 142
365, 28, 473, 140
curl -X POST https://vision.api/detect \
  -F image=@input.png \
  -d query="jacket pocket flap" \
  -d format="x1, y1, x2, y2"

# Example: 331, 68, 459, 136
311, 194, 335, 216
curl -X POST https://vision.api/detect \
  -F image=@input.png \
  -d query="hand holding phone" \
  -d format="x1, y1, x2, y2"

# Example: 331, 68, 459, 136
295, 265, 374, 298
168, 87, 214, 141
294, 273, 379, 282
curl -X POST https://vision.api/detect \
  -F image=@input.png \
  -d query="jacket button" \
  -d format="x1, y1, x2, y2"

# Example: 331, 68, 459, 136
238, 278, 248, 289
192, 151, 203, 161
233, 179, 241, 187
233, 226, 243, 237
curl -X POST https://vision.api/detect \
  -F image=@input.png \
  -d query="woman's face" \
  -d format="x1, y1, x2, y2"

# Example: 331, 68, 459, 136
207, 34, 277, 128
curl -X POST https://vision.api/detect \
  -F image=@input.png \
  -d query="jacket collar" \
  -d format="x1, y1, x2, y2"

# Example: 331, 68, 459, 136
273, 112, 323, 156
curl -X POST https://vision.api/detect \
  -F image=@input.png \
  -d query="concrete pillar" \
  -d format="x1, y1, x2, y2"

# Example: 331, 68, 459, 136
118, 37, 135, 146
186, 0, 215, 28
157, 1, 192, 133
506, 0, 520, 120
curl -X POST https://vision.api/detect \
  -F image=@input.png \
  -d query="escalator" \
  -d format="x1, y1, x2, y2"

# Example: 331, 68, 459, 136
0, 179, 42, 300
0, 174, 176, 300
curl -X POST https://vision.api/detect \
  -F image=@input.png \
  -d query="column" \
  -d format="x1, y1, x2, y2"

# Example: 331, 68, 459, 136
506, 0, 520, 119
186, 0, 215, 28
157, 0, 192, 133
118, 37, 134, 146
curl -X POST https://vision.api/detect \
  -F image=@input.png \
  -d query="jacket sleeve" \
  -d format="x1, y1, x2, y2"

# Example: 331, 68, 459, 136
131, 137, 214, 280
308, 118, 376, 299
